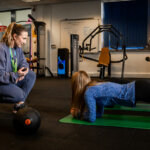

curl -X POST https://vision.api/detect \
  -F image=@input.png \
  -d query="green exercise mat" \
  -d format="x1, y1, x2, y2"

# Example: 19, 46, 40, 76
60, 103, 150, 129
59, 114, 150, 130
104, 103, 150, 112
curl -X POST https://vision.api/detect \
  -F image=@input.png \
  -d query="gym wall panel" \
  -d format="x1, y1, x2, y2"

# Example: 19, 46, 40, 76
60, 19, 100, 52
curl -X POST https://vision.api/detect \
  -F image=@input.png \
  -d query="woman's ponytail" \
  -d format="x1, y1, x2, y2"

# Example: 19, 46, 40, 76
1, 22, 16, 47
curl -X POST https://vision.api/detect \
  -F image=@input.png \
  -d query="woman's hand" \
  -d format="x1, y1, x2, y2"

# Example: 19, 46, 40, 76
18, 75, 25, 81
16, 67, 29, 83
70, 107, 81, 119
18, 67, 29, 77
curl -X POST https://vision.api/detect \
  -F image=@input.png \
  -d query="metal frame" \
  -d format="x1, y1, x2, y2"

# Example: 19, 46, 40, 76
79, 24, 127, 79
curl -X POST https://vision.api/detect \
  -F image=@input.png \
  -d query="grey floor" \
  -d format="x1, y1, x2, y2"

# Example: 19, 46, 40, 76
0, 77, 150, 150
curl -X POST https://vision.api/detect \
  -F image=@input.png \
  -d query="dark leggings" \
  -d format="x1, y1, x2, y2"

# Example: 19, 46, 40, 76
135, 79, 150, 102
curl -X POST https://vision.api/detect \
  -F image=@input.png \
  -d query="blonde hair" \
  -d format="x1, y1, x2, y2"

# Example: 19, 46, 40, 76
71, 70, 97, 119
1, 22, 27, 47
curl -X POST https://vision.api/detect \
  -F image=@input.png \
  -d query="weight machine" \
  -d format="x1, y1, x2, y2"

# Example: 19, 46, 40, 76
79, 24, 127, 79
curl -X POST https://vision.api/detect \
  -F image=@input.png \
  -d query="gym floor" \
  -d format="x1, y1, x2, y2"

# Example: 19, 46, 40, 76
0, 77, 150, 150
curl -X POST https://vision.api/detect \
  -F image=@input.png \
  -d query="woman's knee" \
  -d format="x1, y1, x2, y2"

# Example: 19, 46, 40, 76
27, 70, 36, 81
5, 89, 25, 103
0, 84, 26, 103
12, 90, 25, 102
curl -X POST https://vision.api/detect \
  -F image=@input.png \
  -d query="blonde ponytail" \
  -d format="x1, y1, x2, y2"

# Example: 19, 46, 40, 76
1, 22, 16, 47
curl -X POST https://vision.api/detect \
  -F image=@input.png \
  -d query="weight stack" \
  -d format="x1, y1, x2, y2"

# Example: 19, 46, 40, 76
57, 48, 69, 77
70, 34, 79, 76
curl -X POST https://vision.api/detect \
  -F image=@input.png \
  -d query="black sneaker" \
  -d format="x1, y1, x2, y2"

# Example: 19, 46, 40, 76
13, 103, 26, 112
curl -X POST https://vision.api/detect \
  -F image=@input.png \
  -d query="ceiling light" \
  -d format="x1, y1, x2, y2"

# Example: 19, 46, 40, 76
22, 0, 40, 2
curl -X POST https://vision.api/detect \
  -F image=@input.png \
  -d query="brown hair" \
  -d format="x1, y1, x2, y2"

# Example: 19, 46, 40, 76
71, 70, 97, 119
1, 22, 27, 47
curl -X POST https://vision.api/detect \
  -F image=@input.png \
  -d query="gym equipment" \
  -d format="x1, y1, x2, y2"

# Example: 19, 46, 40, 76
13, 107, 41, 134
97, 47, 111, 79
28, 14, 53, 77
0, 25, 7, 40
79, 24, 127, 79
60, 114, 150, 130
26, 57, 39, 69
70, 34, 79, 76
58, 48, 69, 77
